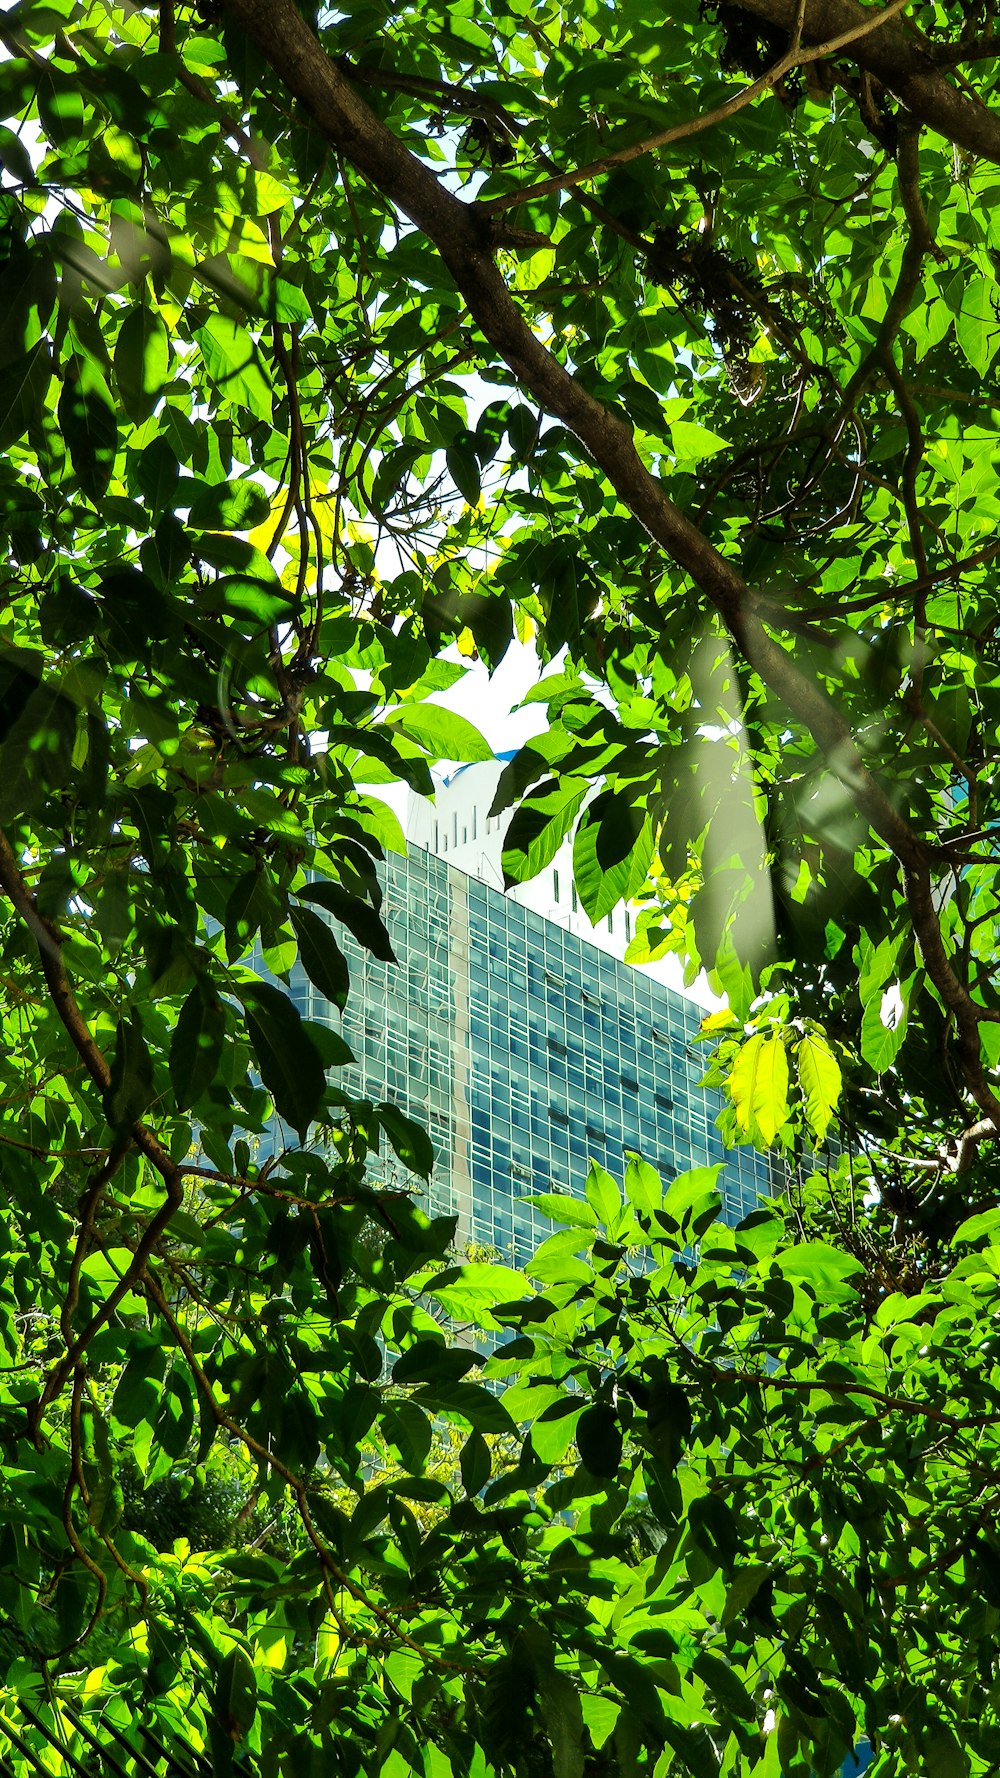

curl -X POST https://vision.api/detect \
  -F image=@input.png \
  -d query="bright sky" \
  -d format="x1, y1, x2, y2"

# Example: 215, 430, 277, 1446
436, 638, 550, 750
379, 642, 721, 1011
376, 637, 550, 828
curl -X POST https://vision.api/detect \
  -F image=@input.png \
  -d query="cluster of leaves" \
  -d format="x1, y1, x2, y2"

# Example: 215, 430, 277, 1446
475, 1165, 1000, 1778
4, 0, 1000, 1771
12, 1139, 1000, 1778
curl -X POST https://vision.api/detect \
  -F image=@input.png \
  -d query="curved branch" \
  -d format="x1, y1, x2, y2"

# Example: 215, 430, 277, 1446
477, 0, 911, 216
734, 0, 1000, 163
217, 0, 1000, 1141
142, 1264, 477, 1672
0, 831, 179, 1186
218, 0, 926, 867
0, 830, 185, 1425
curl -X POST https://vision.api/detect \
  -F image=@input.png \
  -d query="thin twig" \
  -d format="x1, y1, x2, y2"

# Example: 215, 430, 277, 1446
477, 0, 911, 216
142, 1265, 478, 1673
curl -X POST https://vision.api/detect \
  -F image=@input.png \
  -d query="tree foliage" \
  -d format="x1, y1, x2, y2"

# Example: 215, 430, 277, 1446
2, 0, 1000, 1770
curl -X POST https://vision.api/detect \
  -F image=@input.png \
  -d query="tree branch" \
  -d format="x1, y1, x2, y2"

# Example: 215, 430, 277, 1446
142, 1263, 477, 1671
0, 829, 185, 1428
928, 34, 1000, 66
476, 0, 911, 217
218, 0, 1000, 1140
217, 1, 927, 862
734, 0, 1000, 164
765, 540, 1000, 627
0, 831, 179, 1187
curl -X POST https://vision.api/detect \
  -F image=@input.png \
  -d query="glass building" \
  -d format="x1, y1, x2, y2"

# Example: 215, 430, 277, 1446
287, 845, 775, 1264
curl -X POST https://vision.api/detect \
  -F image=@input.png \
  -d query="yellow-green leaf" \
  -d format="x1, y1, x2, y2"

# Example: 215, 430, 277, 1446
796, 1032, 842, 1142
195, 314, 272, 420
729, 1031, 789, 1146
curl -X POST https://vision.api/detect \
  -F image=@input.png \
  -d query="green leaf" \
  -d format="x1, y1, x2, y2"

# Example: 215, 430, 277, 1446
536, 1668, 585, 1778
0, 341, 50, 449
384, 702, 493, 763
195, 314, 273, 419
225, 869, 274, 961
421, 1263, 529, 1330
105, 1011, 155, 1131
0, 679, 76, 822
188, 478, 272, 531
378, 1101, 435, 1178
955, 274, 1000, 376
502, 777, 588, 887
213, 1645, 258, 1742
526, 1233, 594, 1285
952, 1208, 1000, 1246
392, 1339, 477, 1385
411, 1381, 517, 1433
446, 436, 481, 505
152, 1368, 195, 1462
775, 1242, 865, 1300
857, 931, 904, 1006
0, 126, 36, 189
580, 1695, 619, 1751
521, 669, 584, 707
355, 795, 407, 855
924, 1727, 970, 1778
658, 1166, 723, 1238
299, 880, 396, 962
384, 1646, 425, 1702
58, 357, 118, 502
289, 903, 350, 1009
530, 1401, 583, 1464
721, 1562, 774, 1628
170, 982, 226, 1111
207, 573, 296, 625
238, 981, 328, 1139
584, 1162, 622, 1227
271, 275, 311, 323
860, 984, 908, 1074
133, 435, 180, 513
508, 403, 539, 461
693, 1652, 756, 1722
111, 1333, 165, 1433
669, 416, 729, 466
795, 1032, 842, 1141
624, 1156, 662, 1219
188, 530, 282, 584
114, 304, 170, 423
728, 1032, 789, 1145
661, 1720, 721, 1778
382, 1401, 432, 1474
645, 1375, 691, 1477
460, 1429, 491, 1495
577, 1403, 622, 1477
527, 1192, 599, 1229
573, 793, 653, 923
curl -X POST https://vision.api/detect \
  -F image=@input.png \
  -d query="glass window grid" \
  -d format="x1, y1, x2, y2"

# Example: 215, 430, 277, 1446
266, 846, 779, 1259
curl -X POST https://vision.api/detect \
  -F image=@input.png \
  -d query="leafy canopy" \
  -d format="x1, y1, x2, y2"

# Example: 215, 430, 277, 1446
2, 0, 1000, 1772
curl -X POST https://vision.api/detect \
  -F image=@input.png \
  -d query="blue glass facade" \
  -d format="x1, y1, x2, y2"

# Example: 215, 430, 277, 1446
289, 846, 775, 1260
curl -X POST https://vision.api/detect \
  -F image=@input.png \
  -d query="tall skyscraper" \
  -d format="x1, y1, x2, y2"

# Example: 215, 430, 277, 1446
406, 755, 690, 991
287, 838, 775, 1264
